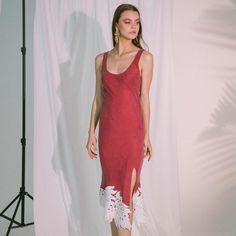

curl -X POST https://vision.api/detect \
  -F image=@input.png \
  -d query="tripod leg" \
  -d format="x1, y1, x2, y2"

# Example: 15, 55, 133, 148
0, 193, 20, 215
6, 194, 22, 236
25, 192, 33, 200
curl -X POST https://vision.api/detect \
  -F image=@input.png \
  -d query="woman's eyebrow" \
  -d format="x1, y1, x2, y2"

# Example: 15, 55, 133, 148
123, 18, 140, 21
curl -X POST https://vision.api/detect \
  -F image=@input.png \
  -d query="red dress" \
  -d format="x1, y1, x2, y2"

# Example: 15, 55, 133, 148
98, 49, 146, 230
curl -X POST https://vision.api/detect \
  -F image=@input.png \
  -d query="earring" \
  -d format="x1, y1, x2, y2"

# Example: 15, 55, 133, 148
114, 28, 120, 44
134, 37, 139, 43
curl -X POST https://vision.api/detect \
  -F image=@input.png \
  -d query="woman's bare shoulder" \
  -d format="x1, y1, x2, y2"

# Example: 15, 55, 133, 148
139, 49, 153, 71
141, 49, 153, 61
95, 51, 106, 60
94, 51, 107, 70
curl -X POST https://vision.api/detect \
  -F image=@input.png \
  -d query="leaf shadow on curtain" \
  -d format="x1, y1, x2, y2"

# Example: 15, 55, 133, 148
193, 0, 236, 233
51, 11, 111, 236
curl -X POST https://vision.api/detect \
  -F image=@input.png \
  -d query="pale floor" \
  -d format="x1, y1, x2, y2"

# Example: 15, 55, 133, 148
0, 222, 35, 236
1, 221, 235, 236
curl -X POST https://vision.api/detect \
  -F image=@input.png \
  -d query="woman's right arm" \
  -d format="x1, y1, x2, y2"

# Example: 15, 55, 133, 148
86, 53, 104, 159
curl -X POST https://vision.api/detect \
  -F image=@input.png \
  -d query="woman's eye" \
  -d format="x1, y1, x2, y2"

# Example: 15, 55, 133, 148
124, 21, 140, 24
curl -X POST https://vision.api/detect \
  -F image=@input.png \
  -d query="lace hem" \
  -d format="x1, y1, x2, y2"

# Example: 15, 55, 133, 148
99, 185, 145, 230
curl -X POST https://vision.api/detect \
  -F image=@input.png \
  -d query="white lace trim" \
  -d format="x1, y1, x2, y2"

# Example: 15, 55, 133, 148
99, 185, 145, 230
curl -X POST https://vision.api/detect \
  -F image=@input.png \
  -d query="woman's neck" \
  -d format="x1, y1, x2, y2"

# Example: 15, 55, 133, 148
113, 39, 137, 56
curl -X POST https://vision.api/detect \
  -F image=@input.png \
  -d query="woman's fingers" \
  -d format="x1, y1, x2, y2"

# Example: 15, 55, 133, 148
147, 148, 152, 161
143, 145, 149, 160
86, 142, 97, 160
148, 144, 152, 160
90, 145, 97, 156
143, 143, 152, 161
143, 145, 146, 155
89, 146, 97, 159
148, 144, 152, 161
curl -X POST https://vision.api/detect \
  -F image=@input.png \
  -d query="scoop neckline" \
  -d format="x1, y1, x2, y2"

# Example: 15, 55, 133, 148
105, 49, 143, 76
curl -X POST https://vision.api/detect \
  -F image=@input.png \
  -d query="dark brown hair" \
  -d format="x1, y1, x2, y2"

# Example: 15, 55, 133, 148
112, 4, 148, 49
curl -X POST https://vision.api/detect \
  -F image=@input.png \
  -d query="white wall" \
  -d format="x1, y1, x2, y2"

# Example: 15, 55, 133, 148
0, 0, 235, 236
173, 0, 236, 235
0, 0, 35, 235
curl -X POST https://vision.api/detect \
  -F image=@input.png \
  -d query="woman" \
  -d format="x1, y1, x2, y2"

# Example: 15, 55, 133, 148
86, 3, 153, 236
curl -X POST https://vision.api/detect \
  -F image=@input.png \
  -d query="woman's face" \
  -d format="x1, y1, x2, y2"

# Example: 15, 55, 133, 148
116, 10, 140, 40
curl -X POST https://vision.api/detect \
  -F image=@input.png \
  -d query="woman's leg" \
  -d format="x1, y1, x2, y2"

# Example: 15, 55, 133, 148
110, 219, 118, 236
110, 206, 134, 236
117, 168, 136, 236
116, 202, 134, 236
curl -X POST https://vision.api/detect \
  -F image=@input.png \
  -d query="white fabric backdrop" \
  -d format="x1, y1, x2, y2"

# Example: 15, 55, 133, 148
33, 0, 182, 236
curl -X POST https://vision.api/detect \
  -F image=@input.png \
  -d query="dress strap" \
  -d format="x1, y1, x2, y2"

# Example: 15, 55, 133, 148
102, 51, 108, 72
133, 49, 144, 65
102, 49, 144, 72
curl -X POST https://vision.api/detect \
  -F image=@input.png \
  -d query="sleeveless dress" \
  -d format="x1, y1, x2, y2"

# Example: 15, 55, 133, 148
98, 49, 146, 230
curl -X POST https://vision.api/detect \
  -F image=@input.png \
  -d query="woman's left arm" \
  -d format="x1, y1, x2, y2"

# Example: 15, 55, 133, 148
140, 51, 154, 161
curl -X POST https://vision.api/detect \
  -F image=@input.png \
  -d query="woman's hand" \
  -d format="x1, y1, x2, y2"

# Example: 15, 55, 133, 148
86, 133, 98, 160
143, 136, 152, 161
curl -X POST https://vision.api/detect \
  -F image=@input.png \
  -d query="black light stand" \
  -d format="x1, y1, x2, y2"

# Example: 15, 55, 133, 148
0, 0, 34, 235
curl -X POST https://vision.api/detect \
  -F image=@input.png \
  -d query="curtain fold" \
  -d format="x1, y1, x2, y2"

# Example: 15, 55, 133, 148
33, 0, 182, 235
